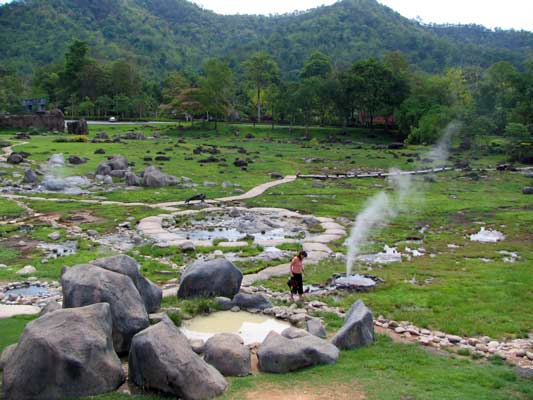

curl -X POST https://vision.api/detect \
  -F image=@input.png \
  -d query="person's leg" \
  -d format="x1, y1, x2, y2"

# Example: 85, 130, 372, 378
296, 274, 303, 301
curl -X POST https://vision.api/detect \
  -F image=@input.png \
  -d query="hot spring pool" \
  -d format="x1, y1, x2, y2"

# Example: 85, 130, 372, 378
180, 311, 290, 345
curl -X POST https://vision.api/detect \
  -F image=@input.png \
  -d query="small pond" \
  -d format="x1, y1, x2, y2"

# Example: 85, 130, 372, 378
4, 285, 51, 297
172, 227, 287, 242
180, 311, 290, 345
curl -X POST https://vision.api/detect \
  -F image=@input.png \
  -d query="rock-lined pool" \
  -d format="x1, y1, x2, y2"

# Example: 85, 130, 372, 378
180, 311, 290, 345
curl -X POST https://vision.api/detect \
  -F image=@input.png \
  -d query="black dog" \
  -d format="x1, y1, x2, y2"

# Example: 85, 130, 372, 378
185, 193, 206, 204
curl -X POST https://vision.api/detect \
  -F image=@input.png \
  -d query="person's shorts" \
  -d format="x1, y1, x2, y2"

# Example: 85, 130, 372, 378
291, 273, 303, 295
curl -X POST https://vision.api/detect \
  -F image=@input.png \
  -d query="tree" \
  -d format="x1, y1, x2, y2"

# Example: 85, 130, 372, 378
197, 58, 234, 129
60, 40, 89, 101
95, 95, 113, 117
300, 51, 332, 79
243, 52, 280, 123
347, 58, 408, 129
110, 61, 140, 98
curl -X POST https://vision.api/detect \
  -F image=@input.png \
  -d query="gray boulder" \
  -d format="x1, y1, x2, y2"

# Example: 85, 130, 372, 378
204, 333, 251, 377
107, 155, 129, 170
215, 296, 233, 311
2, 303, 124, 400
91, 255, 162, 313
109, 169, 126, 178
178, 258, 243, 299
129, 318, 227, 400
307, 318, 327, 338
125, 171, 141, 186
67, 119, 88, 135
331, 300, 374, 350
22, 169, 38, 184
95, 162, 112, 176
61, 264, 149, 353
0, 344, 17, 371
523, 187, 533, 195
7, 153, 24, 164
68, 155, 86, 165
232, 292, 272, 310
142, 165, 180, 188
257, 331, 339, 373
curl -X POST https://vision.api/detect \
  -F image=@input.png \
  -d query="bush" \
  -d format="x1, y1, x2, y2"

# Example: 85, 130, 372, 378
53, 135, 88, 143
406, 106, 454, 144
505, 122, 528, 138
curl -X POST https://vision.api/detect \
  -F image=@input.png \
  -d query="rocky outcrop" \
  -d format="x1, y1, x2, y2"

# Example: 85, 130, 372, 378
2, 303, 124, 400
257, 331, 339, 373
90, 255, 162, 313
142, 165, 180, 188
231, 292, 272, 310
95, 155, 129, 176
0, 109, 64, 132
204, 333, 251, 377
61, 264, 149, 353
178, 258, 243, 299
331, 300, 374, 350
129, 318, 227, 400
67, 119, 88, 135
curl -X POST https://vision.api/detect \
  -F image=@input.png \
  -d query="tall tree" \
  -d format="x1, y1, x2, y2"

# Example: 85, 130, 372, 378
243, 52, 280, 123
348, 58, 408, 129
60, 40, 89, 101
197, 58, 234, 129
300, 51, 332, 79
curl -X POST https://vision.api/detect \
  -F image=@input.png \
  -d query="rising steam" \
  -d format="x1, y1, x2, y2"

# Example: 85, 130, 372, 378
345, 122, 460, 275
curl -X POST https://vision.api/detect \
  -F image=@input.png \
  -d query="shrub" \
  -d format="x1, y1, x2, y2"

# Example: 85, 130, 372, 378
53, 135, 88, 143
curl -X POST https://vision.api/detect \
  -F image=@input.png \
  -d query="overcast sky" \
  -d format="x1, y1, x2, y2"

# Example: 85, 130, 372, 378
0, 0, 531, 31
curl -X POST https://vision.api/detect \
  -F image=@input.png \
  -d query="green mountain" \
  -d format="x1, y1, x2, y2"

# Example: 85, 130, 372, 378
1, 0, 532, 78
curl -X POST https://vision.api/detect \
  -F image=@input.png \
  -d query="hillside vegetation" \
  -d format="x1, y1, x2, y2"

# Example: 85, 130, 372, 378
0, 0, 531, 77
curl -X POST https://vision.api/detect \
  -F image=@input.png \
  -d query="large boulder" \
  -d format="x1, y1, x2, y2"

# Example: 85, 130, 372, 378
178, 258, 243, 299
331, 300, 374, 350
6, 153, 24, 164
2, 303, 124, 400
91, 255, 162, 313
22, 168, 38, 184
129, 318, 227, 400
107, 155, 129, 170
257, 331, 339, 373
231, 292, 272, 310
0, 344, 17, 371
125, 171, 141, 186
523, 187, 533, 195
67, 119, 88, 135
142, 165, 180, 188
95, 155, 129, 176
61, 264, 149, 353
204, 333, 251, 377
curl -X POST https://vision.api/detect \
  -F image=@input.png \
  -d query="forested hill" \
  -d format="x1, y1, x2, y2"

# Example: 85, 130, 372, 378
1, 0, 531, 77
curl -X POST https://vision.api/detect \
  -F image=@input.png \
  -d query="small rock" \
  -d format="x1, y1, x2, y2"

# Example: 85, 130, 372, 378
16, 265, 37, 275
526, 352, 533, 361
231, 306, 240, 312
306, 318, 327, 338
394, 327, 406, 334
0, 264, 8, 269
447, 335, 462, 344
48, 232, 61, 241
179, 241, 196, 252
190, 339, 205, 354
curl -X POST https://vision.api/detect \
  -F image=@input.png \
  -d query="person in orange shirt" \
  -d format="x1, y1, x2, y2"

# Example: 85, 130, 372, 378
289, 250, 308, 301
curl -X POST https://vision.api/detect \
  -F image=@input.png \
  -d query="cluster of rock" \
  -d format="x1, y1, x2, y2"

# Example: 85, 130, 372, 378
94, 155, 182, 188
177, 257, 374, 375
0, 281, 61, 308
0, 255, 168, 400
374, 316, 533, 368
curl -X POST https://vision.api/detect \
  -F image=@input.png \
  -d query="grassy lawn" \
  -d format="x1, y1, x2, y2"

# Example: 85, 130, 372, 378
0, 124, 531, 399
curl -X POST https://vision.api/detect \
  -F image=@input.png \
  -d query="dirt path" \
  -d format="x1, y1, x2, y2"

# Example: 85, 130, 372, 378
0, 175, 298, 212
0, 141, 28, 162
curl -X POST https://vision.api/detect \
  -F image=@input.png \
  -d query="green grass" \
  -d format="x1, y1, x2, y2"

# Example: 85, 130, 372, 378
75, 335, 533, 400
0, 315, 35, 352
0, 198, 26, 220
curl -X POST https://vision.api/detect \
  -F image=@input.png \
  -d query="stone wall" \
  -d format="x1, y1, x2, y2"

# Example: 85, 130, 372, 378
0, 109, 65, 132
